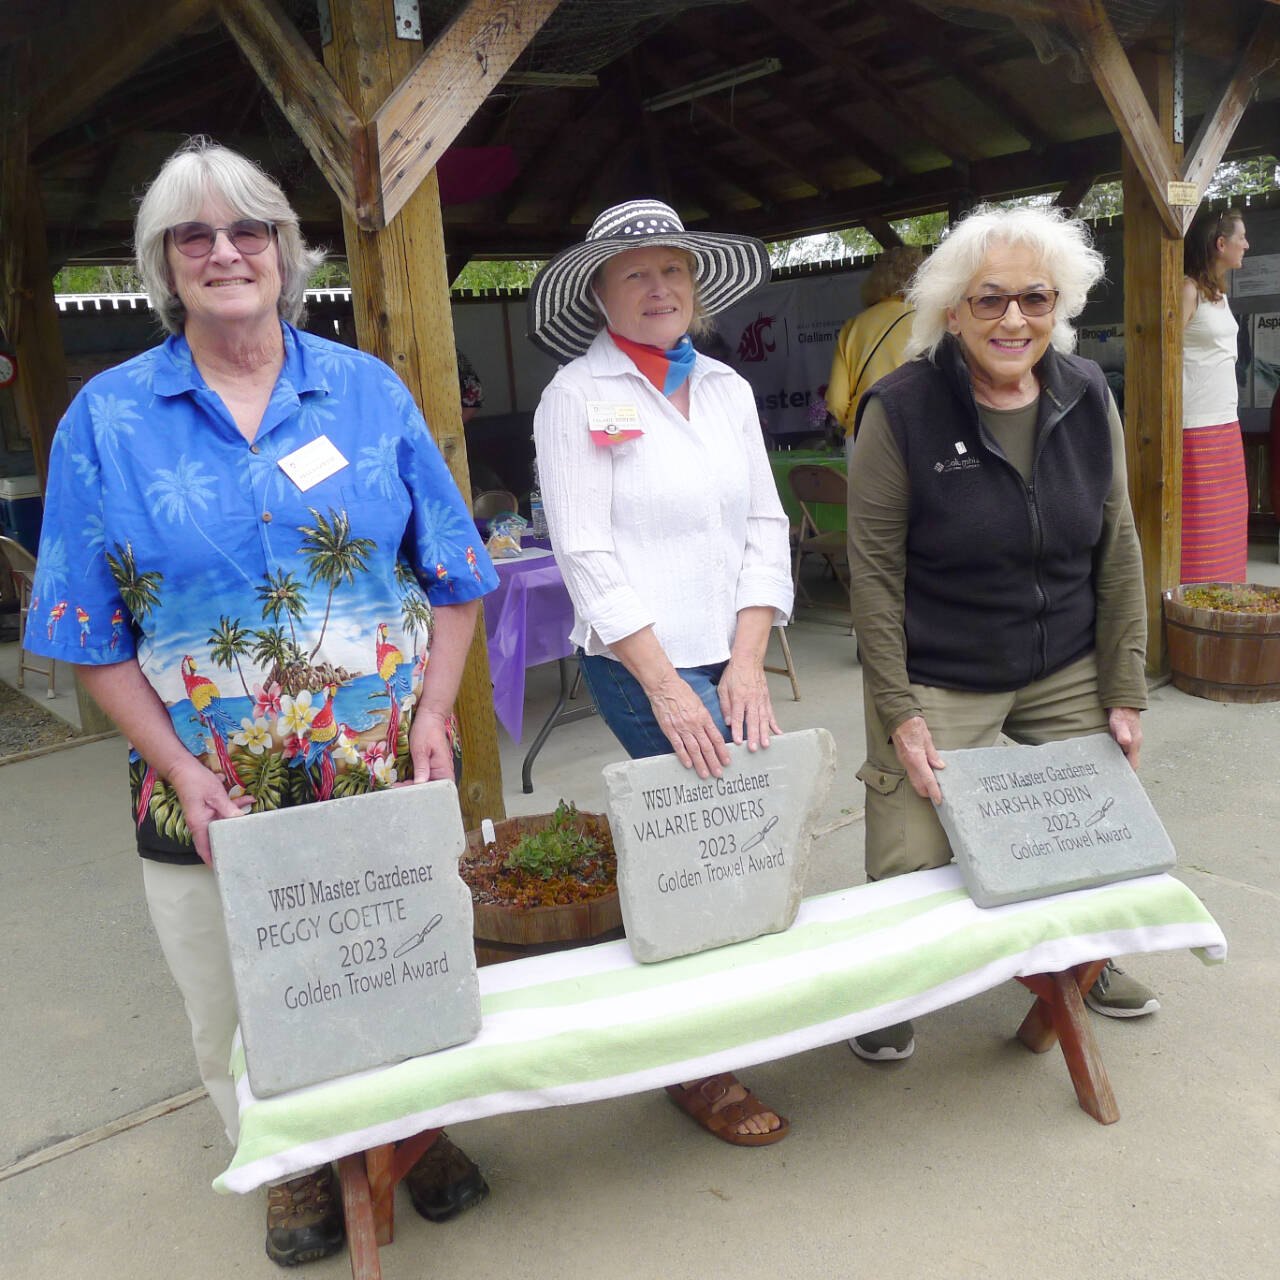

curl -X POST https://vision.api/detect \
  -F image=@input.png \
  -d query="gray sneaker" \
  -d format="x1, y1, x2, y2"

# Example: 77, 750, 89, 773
1085, 961, 1160, 1018
850, 1020, 915, 1060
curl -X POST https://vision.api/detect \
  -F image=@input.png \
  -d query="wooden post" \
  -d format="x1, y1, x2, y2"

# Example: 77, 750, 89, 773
1122, 51, 1183, 675
322, 0, 505, 827
13, 171, 69, 492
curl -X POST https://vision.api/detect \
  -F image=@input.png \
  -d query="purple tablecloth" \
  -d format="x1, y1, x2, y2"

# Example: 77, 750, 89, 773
484, 551, 575, 742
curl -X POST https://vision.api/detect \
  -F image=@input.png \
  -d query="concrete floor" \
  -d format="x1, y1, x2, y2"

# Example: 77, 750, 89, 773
2, 546, 1278, 1280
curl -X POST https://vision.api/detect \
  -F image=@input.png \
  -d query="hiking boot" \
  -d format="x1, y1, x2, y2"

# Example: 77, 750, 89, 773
265, 1166, 344, 1267
850, 1020, 915, 1060
1085, 961, 1160, 1018
403, 1133, 489, 1223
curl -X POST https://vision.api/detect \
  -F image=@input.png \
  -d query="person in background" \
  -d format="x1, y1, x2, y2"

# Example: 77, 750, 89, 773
25, 137, 499, 1268
1181, 206, 1250, 584
826, 244, 924, 454
847, 205, 1156, 1064
457, 346, 484, 423
528, 198, 794, 1146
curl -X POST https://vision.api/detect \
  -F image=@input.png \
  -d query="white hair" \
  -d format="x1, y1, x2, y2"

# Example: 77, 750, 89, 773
905, 204, 1106, 361
135, 136, 325, 335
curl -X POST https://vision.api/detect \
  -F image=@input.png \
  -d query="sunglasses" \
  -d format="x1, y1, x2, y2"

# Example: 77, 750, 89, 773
964, 289, 1060, 320
168, 219, 276, 258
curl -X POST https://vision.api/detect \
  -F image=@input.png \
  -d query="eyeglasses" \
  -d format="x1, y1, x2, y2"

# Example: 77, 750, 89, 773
964, 289, 1060, 320
167, 219, 276, 258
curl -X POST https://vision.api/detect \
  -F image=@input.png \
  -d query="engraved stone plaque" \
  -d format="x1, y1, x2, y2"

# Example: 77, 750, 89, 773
210, 781, 480, 1097
935, 733, 1176, 908
604, 728, 836, 963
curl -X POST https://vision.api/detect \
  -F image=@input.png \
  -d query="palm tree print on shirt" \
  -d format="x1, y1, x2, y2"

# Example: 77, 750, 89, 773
298, 506, 374, 659
146, 454, 255, 589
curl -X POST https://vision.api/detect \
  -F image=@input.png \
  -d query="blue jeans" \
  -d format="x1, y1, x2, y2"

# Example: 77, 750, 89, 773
577, 652, 729, 760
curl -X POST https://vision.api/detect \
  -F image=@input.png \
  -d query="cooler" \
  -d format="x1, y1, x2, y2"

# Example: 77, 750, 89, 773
0, 476, 43, 555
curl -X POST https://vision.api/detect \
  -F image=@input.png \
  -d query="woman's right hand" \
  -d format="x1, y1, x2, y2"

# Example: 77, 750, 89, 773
167, 756, 254, 866
890, 714, 946, 804
648, 673, 732, 779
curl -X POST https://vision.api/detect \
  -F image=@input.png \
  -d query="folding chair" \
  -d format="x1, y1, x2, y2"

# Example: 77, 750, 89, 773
787, 464, 854, 635
763, 624, 801, 700
0, 535, 56, 697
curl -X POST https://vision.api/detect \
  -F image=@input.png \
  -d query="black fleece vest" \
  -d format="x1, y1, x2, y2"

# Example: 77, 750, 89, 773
860, 338, 1113, 691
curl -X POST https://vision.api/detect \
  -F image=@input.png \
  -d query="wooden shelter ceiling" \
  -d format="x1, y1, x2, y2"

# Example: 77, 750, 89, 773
14, 0, 1280, 270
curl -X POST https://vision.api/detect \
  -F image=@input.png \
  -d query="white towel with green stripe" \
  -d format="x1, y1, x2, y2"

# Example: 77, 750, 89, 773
216, 866, 1225, 1193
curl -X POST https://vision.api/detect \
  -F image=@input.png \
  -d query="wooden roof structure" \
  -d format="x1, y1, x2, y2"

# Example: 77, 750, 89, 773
4, 0, 1280, 822
9, 1, 1280, 264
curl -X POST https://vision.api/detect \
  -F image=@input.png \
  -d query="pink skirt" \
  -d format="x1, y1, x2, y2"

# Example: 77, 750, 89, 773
1180, 422, 1248, 584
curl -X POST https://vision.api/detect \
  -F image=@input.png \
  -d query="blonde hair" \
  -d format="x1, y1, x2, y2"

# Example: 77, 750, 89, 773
862, 245, 924, 307
905, 205, 1105, 361
135, 136, 324, 335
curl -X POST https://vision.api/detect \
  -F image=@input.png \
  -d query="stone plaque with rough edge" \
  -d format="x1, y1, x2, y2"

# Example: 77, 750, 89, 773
935, 733, 1176, 908
210, 781, 480, 1098
604, 728, 836, 963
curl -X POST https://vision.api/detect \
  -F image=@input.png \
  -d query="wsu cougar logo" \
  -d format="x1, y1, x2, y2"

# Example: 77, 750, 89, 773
737, 313, 777, 363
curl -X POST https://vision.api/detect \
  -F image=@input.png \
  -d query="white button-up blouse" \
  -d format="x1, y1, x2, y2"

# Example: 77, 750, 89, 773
533, 330, 793, 668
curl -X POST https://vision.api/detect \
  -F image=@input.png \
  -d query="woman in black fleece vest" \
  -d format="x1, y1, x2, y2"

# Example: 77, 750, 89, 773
845, 206, 1155, 1061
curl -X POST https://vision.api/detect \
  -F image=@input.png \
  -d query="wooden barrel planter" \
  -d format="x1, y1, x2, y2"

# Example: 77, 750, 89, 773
462, 812, 623, 967
1163, 584, 1280, 703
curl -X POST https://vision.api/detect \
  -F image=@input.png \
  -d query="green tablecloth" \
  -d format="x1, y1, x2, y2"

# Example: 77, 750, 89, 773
769, 449, 847, 532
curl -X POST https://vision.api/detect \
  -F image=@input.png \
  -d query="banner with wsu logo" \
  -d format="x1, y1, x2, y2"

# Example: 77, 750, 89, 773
713, 271, 870, 439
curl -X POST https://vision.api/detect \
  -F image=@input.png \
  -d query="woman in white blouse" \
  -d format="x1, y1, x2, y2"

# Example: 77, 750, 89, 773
528, 199, 795, 1146
1180, 206, 1250, 583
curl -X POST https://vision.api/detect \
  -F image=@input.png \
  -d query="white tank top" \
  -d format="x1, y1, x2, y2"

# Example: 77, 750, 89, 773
1183, 292, 1239, 429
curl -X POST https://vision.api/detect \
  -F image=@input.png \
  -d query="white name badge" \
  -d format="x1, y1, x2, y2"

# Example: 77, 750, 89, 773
586, 401, 642, 437
277, 435, 349, 492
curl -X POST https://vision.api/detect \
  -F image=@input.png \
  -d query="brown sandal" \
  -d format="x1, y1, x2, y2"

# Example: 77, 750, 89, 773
665, 1073, 790, 1147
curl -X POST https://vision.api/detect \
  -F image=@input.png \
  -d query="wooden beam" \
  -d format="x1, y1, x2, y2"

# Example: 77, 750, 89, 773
371, 0, 562, 228
12, 171, 71, 489
671, 10, 906, 183
1122, 50, 1182, 676
894, 5, 1054, 152
641, 54, 831, 199
323, 0, 506, 828
1060, 0, 1182, 237
28, 0, 215, 147
490, 82, 620, 224
863, 215, 904, 250
1054, 174, 1095, 214
0, 42, 31, 345
938, 0, 1061, 20
1178, 8, 1280, 231
216, 0, 373, 227
747, 0, 980, 168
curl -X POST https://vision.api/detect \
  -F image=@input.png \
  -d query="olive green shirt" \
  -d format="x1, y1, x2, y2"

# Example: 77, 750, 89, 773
848, 393, 1148, 737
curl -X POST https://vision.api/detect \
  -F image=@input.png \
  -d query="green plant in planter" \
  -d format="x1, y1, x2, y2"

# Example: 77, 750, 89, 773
503, 800, 602, 880
1181, 585, 1280, 614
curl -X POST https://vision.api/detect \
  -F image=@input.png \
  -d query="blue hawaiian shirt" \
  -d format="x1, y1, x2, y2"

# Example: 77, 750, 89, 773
29, 323, 498, 862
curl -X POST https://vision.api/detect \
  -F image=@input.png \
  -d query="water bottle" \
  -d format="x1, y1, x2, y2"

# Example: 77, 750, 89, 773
529, 461, 548, 539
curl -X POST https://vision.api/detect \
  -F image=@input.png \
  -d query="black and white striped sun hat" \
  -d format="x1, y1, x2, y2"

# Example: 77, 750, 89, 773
526, 198, 770, 361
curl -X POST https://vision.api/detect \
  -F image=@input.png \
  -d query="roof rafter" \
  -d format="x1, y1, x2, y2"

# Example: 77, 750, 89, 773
746, 0, 980, 169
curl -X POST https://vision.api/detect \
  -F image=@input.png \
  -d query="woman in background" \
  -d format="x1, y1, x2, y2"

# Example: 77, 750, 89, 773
826, 245, 923, 451
1181, 206, 1250, 583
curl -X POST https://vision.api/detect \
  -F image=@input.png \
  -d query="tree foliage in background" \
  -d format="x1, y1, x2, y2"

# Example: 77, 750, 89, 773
47, 157, 1280, 293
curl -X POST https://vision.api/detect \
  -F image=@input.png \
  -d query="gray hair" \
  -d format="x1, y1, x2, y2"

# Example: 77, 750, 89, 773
905, 205, 1105, 361
135, 136, 325, 335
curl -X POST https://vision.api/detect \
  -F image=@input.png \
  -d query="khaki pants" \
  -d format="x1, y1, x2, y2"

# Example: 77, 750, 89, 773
858, 653, 1111, 881
142, 859, 241, 1145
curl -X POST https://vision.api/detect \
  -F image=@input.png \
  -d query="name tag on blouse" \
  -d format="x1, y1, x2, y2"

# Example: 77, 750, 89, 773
277, 435, 349, 491
587, 401, 644, 446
